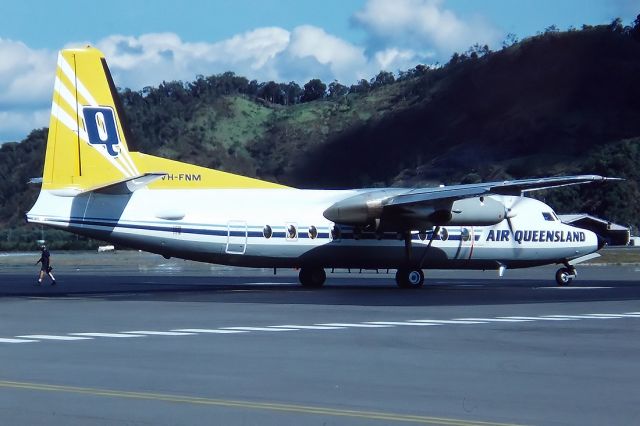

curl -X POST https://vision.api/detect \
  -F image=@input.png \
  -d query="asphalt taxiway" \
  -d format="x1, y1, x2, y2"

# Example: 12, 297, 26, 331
0, 255, 638, 425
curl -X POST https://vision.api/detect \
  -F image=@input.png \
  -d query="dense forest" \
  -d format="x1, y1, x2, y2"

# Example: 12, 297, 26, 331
1, 19, 639, 250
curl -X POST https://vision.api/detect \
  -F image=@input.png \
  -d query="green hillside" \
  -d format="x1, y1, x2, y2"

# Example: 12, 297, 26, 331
1, 22, 639, 250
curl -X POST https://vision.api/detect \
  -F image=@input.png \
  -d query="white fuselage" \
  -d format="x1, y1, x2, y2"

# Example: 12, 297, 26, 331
27, 189, 599, 270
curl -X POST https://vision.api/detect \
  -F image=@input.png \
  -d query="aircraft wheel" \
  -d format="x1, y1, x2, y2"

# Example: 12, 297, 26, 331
299, 267, 326, 288
555, 267, 573, 286
395, 268, 424, 288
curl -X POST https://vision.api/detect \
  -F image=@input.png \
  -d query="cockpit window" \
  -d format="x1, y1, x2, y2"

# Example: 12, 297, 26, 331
542, 212, 555, 221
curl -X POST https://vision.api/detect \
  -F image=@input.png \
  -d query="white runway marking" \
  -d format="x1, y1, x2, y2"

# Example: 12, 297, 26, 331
543, 314, 621, 319
3, 312, 640, 345
69, 333, 144, 338
364, 321, 441, 326
220, 327, 298, 332
454, 318, 534, 322
17, 335, 91, 341
498, 316, 576, 321
269, 325, 346, 330
172, 328, 249, 334
0, 338, 38, 343
121, 331, 196, 336
585, 313, 640, 318
409, 319, 487, 324
317, 323, 394, 328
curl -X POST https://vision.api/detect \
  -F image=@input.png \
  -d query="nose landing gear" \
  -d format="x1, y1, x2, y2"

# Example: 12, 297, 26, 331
555, 265, 577, 286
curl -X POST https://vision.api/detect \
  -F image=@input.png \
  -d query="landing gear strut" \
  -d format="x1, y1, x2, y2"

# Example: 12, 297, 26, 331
299, 267, 326, 288
395, 268, 425, 288
555, 265, 576, 286
395, 230, 426, 288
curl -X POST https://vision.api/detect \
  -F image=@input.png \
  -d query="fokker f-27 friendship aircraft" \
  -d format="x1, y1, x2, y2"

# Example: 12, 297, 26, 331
27, 47, 617, 288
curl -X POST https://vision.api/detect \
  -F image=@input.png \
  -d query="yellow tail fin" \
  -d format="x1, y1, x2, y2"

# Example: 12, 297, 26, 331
43, 47, 286, 191
43, 47, 139, 190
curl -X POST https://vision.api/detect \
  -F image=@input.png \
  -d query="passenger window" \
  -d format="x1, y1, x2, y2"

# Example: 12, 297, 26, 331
287, 224, 297, 240
263, 225, 272, 239
461, 228, 470, 241
308, 225, 318, 239
440, 228, 449, 241
542, 212, 555, 221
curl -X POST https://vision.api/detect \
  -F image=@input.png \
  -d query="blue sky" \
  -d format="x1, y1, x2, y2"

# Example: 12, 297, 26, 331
0, 0, 637, 143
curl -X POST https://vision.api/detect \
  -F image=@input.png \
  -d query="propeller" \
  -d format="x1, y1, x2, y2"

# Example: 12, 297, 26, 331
503, 196, 525, 233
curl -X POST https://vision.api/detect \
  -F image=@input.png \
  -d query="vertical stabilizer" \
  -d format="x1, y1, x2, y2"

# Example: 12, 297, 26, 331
43, 47, 139, 190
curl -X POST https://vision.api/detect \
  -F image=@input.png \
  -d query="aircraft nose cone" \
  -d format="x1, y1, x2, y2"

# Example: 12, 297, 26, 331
597, 234, 607, 250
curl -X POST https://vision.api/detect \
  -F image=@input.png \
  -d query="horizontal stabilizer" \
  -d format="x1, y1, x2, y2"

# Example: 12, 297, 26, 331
83, 173, 167, 195
49, 173, 168, 196
86, 173, 168, 195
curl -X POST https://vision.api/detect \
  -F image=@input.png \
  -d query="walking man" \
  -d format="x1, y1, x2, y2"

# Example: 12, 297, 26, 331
36, 245, 56, 285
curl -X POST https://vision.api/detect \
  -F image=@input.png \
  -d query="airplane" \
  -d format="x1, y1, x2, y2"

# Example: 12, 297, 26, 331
26, 47, 618, 288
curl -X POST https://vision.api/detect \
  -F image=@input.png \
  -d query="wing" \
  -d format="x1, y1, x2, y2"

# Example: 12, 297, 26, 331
323, 175, 620, 230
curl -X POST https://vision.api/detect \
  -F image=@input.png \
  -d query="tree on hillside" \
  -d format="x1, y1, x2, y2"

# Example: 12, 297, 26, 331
609, 17, 623, 33
448, 52, 462, 66
283, 82, 302, 105
301, 79, 326, 102
502, 33, 519, 49
258, 81, 283, 104
371, 71, 395, 88
328, 81, 348, 98
633, 14, 640, 40
349, 79, 371, 94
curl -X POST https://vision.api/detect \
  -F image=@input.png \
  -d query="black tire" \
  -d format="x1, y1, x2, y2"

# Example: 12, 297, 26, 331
299, 267, 326, 288
555, 268, 573, 286
395, 268, 425, 288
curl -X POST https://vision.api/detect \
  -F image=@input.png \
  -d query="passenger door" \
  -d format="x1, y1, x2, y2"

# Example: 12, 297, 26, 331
226, 221, 247, 254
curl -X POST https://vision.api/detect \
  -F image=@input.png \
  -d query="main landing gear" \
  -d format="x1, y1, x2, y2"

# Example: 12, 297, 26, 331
299, 267, 326, 288
555, 265, 577, 286
395, 268, 425, 288
393, 230, 426, 288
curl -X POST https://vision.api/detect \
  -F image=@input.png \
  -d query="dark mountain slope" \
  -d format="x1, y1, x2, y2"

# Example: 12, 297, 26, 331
291, 26, 640, 188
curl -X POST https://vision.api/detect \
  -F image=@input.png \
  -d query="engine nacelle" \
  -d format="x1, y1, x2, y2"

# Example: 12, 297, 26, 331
439, 197, 506, 226
324, 192, 507, 229
323, 189, 404, 225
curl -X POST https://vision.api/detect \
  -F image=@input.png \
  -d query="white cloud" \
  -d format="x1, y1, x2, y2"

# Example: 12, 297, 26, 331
89, 28, 291, 89
0, 108, 50, 142
285, 25, 369, 82
353, 0, 501, 56
0, 39, 55, 142
0, 39, 55, 107
374, 48, 421, 72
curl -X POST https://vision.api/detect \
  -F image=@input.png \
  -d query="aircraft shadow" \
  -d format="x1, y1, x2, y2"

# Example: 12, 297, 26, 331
1, 273, 638, 307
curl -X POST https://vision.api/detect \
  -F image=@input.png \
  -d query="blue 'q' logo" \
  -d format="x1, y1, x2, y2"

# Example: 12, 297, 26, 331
83, 106, 121, 157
